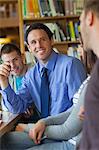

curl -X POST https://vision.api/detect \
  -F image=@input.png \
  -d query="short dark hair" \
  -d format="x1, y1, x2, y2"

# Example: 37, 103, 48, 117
25, 23, 53, 44
84, 0, 99, 18
0, 43, 21, 57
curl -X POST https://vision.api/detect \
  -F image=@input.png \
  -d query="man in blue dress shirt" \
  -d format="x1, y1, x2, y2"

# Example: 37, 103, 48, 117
0, 23, 86, 117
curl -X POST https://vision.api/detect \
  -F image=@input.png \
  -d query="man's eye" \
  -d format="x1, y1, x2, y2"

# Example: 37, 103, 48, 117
14, 58, 17, 61
31, 41, 36, 44
13, 58, 19, 62
41, 38, 46, 41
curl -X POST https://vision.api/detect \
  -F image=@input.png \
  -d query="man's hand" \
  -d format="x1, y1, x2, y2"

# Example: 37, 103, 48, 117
29, 120, 46, 144
15, 123, 27, 132
0, 62, 10, 89
23, 107, 34, 118
78, 106, 85, 120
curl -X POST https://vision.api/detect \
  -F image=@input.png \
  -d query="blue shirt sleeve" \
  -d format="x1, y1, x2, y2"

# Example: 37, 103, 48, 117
66, 58, 87, 101
0, 84, 33, 114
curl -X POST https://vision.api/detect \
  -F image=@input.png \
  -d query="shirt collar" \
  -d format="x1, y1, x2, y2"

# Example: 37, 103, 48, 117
38, 51, 58, 75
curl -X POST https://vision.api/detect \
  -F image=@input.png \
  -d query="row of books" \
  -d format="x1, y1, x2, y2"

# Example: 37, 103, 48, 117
65, 0, 84, 15
45, 20, 80, 42
0, 2, 18, 18
45, 23, 66, 42
22, 0, 63, 18
22, 0, 84, 18
24, 20, 80, 43
66, 20, 80, 42
67, 44, 81, 60
54, 44, 82, 60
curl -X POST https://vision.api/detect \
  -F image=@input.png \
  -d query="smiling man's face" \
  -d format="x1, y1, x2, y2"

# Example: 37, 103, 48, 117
27, 29, 53, 64
1, 51, 24, 76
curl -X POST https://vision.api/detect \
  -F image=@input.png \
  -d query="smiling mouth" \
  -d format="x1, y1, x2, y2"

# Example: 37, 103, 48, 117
36, 48, 45, 53
11, 70, 17, 73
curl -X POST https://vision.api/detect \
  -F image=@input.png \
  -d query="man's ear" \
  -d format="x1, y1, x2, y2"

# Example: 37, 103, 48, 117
86, 11, 94, 26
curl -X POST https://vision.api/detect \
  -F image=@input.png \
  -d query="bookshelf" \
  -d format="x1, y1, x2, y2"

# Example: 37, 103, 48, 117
18, 0, 84, 57
0, 0, 19, 45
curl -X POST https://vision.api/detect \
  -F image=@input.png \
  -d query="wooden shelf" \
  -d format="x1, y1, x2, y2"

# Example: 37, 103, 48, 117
53, 41, 80, 54
24, 15, 79, 24
0, 18, 19, 28
0, 0, 17, 3
0, 0, 19, 28
0, 0, 19, 45
53, 41, 80, 45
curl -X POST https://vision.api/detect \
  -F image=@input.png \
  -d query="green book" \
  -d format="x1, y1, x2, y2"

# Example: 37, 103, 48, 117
68, 21, 76, 41
23, 0, 27, 17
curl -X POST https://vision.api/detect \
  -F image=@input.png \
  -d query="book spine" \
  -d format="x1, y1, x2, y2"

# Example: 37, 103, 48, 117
22, 0, 27, 17
76, 0, 84, 15
38, 0, 43, 17
66, 22, 71, 41
57, 0, 64, 16
74, 22, 79, 40
38, 0, 50, 17
64, 0, 70, 15
69, 0, 74, 15
32, 0, 37, 18
68, 45, 80, 59
53, 0, 60, 16
68, 21, 76, 41
54, 23, 61, 41
9, 3, 13, 17
35, 0, 40, 18
0, 4, 6, 18
47, 0, 52, 16
57, 23, 66, 41
48, 0, 57, 16
28, 0, 34, 18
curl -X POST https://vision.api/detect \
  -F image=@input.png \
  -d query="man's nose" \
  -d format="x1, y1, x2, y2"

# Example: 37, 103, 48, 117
36, 40, 41, 47
10, 61, 15, 68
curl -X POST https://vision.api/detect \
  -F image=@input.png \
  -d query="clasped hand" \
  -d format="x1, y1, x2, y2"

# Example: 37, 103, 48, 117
29, 120, 46, 144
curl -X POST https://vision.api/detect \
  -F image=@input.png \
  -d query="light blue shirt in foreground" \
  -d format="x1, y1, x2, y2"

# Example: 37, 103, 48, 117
0, 51, 87, 116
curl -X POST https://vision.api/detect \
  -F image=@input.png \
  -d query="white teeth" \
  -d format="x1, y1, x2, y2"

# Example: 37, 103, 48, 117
36, 49, 44, 52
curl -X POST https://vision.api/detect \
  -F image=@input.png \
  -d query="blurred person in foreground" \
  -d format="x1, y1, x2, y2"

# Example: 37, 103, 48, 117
79, 0, 99, 149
